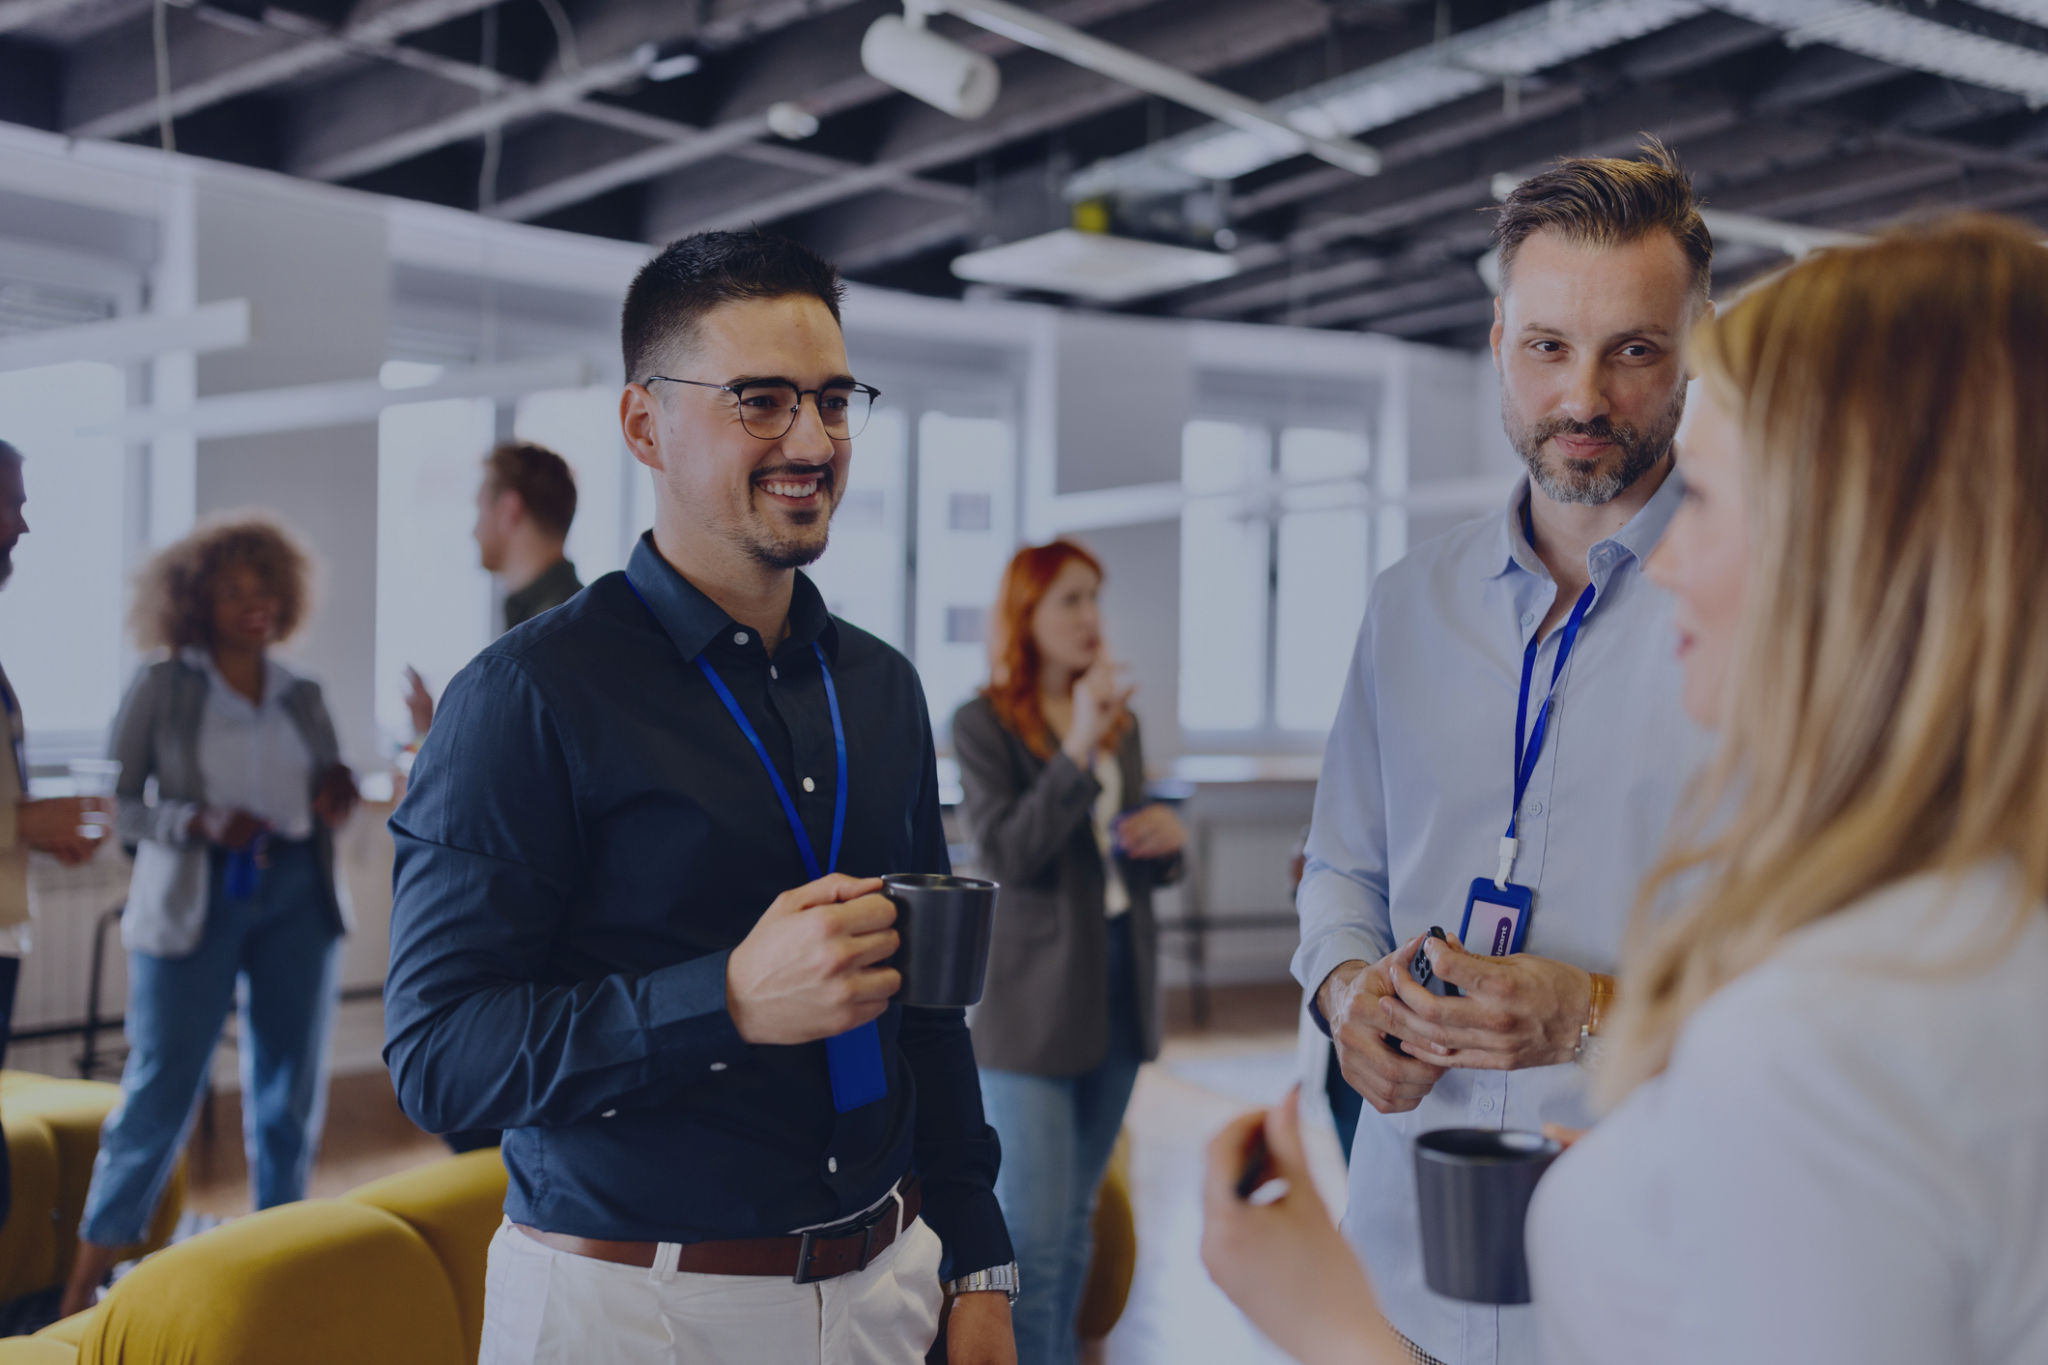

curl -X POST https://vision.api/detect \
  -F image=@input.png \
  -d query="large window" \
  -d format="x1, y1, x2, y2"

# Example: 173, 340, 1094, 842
1179, 416, 1376, 740
373, 396, 495, 749
0, 361, 129, 758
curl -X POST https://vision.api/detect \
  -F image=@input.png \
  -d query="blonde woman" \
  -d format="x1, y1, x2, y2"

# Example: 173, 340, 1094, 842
1198, 215, 2048, 1364
63, 514, 356, 1314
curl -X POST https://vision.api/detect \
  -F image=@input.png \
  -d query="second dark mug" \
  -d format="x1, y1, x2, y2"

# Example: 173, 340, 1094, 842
881, 874, 998, 1008
1413, 1127, 1562, 1305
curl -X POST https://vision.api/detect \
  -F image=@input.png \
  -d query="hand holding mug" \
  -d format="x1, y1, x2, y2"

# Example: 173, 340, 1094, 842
726, 873, 900, 1045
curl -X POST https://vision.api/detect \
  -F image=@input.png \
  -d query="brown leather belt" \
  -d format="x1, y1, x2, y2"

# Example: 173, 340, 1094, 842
515, 1176, 921, 1284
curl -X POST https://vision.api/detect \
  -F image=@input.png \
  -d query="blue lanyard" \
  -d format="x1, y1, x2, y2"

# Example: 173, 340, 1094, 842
624, 577, 847, 879
624, 573, 885, 1113
1496, 501, 1599, 887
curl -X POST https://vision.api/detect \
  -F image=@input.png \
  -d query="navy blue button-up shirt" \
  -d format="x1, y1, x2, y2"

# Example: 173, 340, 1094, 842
384, 534, 1010, 1276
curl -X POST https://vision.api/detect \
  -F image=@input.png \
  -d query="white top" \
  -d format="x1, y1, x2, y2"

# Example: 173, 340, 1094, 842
187, 649, 314, 841
1529, 862, 2048, 1365
1090, 749, 1129, 918
1293, 474, 1706, 1364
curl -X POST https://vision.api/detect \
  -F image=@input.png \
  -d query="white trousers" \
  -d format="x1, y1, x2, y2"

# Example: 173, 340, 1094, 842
479, 1216, 946, 1365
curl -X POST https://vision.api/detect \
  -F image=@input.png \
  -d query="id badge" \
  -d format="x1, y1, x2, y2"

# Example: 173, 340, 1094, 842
1458, 878, 1534, 957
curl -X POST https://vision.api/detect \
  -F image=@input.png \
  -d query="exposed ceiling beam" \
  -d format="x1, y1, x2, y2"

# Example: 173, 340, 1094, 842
65, 0, 503, 139
643, 0, 1334, 241
0, 0, 97, 37
1717, 0, 2048, 104
486, 0, 1166, 225
1064, 0, 1712, 202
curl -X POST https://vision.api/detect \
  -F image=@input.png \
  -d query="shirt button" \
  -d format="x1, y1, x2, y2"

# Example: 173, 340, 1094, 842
769, 666, 779, 680
733, 630, 749, 645
709, 1062, 727, 1072
1480, 1097, 1496, 1112
802, 777, 815, 793
1525, 800, 1542, 817
602, 1109, 617, 1118
827, 1157, 838, 1174
1520, 611, 1534, 626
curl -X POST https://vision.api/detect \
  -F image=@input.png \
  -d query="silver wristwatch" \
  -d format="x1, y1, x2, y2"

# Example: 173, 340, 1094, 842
945, 1261, 1021, 1306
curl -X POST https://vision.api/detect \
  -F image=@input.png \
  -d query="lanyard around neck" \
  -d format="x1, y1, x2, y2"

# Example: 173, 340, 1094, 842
1496, 498, 1598, 888
625, 576, 847, 879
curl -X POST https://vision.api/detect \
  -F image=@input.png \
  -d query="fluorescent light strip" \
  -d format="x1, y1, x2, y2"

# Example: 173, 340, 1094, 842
1716, 0, 2048, 102
1066, 0, 1708, 199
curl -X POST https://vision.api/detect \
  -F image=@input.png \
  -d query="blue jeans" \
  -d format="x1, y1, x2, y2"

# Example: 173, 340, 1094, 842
81, 838, 340, 1245
978, 915, 1144, 1365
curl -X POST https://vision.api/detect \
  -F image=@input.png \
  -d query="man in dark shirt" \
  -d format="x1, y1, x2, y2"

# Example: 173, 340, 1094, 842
384, 230, 1016, 1364
401, 441, 584, 746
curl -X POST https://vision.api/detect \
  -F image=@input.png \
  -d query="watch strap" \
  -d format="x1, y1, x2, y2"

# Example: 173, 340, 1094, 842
945, 1261, 1021, 1305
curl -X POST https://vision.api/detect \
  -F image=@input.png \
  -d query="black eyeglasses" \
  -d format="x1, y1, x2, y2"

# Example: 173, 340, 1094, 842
643, 375, 881, 440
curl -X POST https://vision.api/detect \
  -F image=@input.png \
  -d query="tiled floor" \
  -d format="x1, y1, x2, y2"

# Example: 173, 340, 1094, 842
182, 984, 1339, 1365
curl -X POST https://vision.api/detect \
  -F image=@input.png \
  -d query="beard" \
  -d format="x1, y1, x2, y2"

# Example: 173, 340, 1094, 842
1505, 383, 1685, 506
0, 545, 13, 589
732, 469, 837, 571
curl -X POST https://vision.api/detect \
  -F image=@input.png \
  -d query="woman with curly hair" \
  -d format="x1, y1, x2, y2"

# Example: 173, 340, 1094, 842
952, 540, 1187, 1365
61, 512, 357, 1315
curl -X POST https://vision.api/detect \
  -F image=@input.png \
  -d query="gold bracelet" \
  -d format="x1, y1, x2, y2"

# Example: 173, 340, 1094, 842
1587, 973, 1615, 1037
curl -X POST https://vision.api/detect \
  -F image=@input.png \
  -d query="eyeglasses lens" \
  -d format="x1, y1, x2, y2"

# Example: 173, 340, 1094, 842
734, 383, 873, 440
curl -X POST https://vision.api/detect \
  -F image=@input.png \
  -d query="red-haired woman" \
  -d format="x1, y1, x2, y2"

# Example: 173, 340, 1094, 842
952, 540, 1186, 1365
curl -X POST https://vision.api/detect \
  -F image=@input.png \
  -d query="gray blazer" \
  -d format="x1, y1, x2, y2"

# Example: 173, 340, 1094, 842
110, 656, 348, 958
952, 695, 1180, 1076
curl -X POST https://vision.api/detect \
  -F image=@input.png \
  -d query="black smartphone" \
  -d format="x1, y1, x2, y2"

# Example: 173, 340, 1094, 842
1235, 1129, 1272, 1199
1411, 925, 1461, 998
1385, 926, 1458, 1050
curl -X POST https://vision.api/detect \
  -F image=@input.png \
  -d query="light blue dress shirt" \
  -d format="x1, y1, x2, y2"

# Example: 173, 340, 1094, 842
1293, 470, 1708, 1365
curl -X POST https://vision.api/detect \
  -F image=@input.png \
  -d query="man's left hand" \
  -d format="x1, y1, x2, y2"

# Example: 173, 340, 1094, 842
1380, 934, 1592, 1070
944, 1290, 1017, 1365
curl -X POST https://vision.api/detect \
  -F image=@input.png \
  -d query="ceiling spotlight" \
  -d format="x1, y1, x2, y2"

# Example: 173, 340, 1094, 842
861, 11, 1000, 120
638, 46, 700, 82
766, 102, 821, 140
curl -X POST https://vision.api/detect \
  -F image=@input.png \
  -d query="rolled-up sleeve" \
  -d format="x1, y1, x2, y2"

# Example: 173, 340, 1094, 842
383, 654, 741, 1135
1291, 593, 1397, 1026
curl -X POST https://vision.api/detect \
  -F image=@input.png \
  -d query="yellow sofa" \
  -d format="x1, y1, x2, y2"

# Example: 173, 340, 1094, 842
0, 1072, 181, 1306
0, 1148, 506, 1365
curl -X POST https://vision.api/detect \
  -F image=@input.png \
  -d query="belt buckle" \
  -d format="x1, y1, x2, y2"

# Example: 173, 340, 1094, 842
793, 1218, 879, 1285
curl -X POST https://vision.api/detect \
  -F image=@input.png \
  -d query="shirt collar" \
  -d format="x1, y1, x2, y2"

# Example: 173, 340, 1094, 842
1488, 462, 1685, 583
623, 532, 839, 663
182, 647, 290, 709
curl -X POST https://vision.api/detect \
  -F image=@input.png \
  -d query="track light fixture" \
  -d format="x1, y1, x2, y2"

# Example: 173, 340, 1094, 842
860, 4, 1001, 121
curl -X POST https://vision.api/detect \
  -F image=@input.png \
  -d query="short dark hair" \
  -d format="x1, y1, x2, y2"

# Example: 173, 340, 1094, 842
621, 229, 845, 383
1495, 137, 1712, 304
0, 440, 20, 463
482, 441, 578, 540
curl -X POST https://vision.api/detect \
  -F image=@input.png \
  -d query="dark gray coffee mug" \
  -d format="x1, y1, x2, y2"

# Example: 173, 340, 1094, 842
1414, 1128, 1562, 1305
881, 874, 998, 1008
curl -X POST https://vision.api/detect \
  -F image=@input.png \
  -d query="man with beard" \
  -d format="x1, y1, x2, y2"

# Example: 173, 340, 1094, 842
384, 231, 1015, 1365
1293, 142, 1711, 1365
0, 441, 107, 1226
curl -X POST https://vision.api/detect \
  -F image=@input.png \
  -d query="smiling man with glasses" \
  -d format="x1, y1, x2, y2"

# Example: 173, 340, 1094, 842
384, 229, 1016, 1365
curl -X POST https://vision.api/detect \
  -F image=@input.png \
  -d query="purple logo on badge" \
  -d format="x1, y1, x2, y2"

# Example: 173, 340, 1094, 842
1492, 916, 1514, 956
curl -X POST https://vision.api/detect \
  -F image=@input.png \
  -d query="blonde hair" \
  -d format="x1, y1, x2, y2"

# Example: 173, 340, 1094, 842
130, 510, 314, 652
1602, 215, 2048, 1102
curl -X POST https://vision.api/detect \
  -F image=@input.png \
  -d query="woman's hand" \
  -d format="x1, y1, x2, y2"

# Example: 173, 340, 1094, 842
313, 764, 360, 827
197, 806, 269, 851
1115, 803, 1186, 860
1060, 655, 1132, 766
1201, 1088, 1403, 1365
